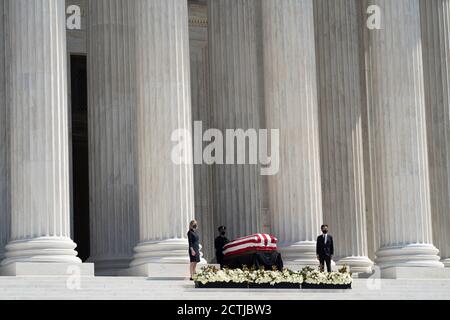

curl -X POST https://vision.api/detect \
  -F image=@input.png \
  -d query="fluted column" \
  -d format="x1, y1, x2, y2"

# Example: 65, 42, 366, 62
208, 0, 267, 241
189, 4, 214, 261
0, 0, 9, 261
365, 0, 443, 269
1, 0, 81, 266
129, 0, 204, 274
314, 0, 373, 273
420, 0, 450, 267
262, 0, 323, 265
87, 0, 139, 275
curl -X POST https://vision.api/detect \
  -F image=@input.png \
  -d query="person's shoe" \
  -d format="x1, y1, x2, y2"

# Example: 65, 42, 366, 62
190, 277, 193, 281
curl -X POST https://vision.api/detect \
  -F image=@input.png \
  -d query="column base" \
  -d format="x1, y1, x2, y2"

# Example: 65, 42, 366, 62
337, 256, 374, 274
0, 262, 94, 276
279, 241, 335, 269
87, 256, 132, 276
1, 237, 82, 266
441, 258, 450, 268
128, 239, 207, 278
375, 243, 444, 269
381, 266, 450, 279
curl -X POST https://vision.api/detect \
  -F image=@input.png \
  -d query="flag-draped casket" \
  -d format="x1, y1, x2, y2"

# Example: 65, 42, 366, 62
222, 234, 283, 270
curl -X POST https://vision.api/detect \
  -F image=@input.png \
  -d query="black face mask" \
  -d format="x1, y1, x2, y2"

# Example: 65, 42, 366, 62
220, 231, 226, 236
322, 230, 328, 234
192, 225, 198, 230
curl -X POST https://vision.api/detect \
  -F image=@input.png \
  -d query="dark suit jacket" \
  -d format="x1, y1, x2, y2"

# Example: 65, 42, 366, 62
187, 229, 200, 252
215, 235, 230, 258
316, 234, 334, 257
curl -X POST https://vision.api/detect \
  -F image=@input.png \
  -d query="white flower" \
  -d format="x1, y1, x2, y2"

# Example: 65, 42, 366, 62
301, 266, 353, 285
194, 265, 350, 286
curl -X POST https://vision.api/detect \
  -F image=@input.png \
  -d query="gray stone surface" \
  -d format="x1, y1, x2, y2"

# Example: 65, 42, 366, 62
1, 0, 81, 267
0, 262, 94, 277
66, 0, 88, 54
314, 0, 373, 273
381, 266, 450, 279
364, 0, 442, 268
189, 2, 215, 261
87, 0, 139, 275
124, 262, 208, 279
262, 0, 323, 266
420, 0, 450, 267
208, 0, 268, 241
0, 277, 449, 300
0, 0, 9, 262
129, 0, 205, 273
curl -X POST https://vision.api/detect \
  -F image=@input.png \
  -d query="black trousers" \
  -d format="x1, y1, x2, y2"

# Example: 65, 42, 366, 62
319, 255, 332, 272
216, 254, 224, 268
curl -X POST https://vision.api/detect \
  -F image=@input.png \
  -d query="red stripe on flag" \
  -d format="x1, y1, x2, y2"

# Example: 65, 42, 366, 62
223, 234, 279, 251
223, 237, 260, 250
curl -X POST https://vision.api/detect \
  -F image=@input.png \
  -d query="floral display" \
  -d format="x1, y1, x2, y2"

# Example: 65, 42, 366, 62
193, 265, 352, 288
193, 265, 303, 286
300, 266, 353, 285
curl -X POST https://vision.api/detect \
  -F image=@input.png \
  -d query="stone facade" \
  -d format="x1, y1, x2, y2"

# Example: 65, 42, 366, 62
0, 0, 449, 278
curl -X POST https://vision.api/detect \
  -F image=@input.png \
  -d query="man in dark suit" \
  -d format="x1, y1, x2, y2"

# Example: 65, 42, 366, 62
215, 226, 230, 268
316, 224, 334, 272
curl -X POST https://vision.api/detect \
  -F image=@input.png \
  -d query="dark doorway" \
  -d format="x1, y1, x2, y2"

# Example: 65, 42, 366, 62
70, 55, 90, 261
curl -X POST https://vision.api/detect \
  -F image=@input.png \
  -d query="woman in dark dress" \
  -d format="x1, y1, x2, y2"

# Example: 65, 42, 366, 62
188, 220, 200, 280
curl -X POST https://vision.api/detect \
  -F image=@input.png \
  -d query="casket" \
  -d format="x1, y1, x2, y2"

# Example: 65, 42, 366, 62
222, 234, 283, 270
223, 233, 278, 257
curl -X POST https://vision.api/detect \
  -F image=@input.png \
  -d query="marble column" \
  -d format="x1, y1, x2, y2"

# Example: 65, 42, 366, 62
420, 0, 450, 267
365, 0, 443, 270
208, 0, 268, 241
87, 0, 139, 275
129, 0, 205, 276
1, 0, 82, 268
189, 4, 215, 261
314, 0, 373, 273
0, 0, 9, 261
262, 0, 323, 266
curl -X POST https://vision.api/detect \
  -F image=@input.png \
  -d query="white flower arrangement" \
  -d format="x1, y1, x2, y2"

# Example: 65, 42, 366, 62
193, 265, 304, 285
193, 265, 352, 286
193, 266, 243, 284
301, 266, 353, 285
252, 268, 304, 285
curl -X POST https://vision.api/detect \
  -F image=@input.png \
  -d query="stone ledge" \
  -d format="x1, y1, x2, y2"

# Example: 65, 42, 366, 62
381, 267, 450, 279
121, 262, 212, 279
0, 262, 95, 277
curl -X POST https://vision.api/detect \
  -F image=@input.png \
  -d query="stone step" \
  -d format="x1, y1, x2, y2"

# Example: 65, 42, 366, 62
0, 278, 449, 300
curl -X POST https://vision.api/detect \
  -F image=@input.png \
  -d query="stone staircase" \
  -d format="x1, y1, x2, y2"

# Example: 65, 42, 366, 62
0, 277, 449, 300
